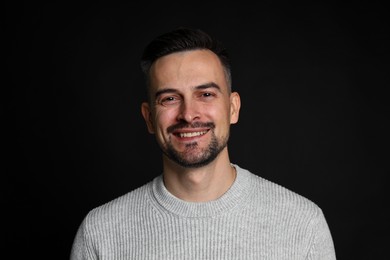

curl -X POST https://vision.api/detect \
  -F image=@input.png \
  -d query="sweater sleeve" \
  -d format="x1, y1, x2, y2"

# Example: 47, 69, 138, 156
69, 218, 97, 260
306, 208, 337, 260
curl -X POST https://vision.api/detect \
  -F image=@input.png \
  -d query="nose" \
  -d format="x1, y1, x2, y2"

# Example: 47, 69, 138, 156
176, 99, 200, 123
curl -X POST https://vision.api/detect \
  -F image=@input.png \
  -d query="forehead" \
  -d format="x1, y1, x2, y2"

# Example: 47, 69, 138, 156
149, 49, 227, 92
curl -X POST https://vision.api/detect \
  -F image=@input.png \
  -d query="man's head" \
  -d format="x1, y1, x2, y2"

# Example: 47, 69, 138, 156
140, 27, 240, 168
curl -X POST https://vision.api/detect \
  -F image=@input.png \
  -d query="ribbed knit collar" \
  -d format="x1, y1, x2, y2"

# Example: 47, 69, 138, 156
149, 164, 253, 218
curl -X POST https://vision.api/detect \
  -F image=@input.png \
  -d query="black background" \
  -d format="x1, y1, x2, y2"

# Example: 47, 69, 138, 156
5, 1, 389, 259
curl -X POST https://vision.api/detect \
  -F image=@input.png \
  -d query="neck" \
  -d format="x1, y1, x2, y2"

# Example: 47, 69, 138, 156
162, 149, 236, 202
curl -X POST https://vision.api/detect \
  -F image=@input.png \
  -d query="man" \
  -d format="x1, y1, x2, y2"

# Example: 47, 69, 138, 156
70, 27, 336, 259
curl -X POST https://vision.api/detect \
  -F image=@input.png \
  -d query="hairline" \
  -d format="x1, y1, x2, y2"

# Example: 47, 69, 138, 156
144, 49, 232, 103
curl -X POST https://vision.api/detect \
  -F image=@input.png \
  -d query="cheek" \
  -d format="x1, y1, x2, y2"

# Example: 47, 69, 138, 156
207, 102, 230, 121
154, 109, 177, 130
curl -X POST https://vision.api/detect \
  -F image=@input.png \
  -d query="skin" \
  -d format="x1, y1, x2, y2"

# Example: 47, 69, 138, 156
141, 49, 241, 202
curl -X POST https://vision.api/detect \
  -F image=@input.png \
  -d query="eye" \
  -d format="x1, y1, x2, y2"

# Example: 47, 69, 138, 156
163, 97, 175, 102
200, 92, 216, 99
158, 96, 180, 106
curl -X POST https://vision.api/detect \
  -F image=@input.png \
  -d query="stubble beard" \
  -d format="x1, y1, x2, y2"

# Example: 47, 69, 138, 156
163, 129, 229, 168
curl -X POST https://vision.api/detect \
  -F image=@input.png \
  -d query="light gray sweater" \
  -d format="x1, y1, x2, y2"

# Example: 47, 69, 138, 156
70, 165, 336, 259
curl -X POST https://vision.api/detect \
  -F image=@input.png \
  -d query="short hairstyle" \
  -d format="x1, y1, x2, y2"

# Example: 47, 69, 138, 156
140, 27, 232, 96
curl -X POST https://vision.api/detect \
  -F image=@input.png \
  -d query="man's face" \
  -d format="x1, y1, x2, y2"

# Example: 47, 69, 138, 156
141, 49, 240, 168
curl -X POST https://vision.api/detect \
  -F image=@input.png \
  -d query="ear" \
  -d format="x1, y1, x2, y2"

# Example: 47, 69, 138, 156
141, 102, 155, 134
229, 92, 241, 124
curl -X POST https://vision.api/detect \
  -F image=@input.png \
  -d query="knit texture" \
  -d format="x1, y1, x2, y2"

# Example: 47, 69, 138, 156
70, 165, 336, 259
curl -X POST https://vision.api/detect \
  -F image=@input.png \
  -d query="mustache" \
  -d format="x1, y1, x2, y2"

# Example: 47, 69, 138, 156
167, 122, 215, 133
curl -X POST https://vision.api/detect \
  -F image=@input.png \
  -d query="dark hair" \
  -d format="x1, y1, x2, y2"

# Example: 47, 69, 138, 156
140, 27, 232, 91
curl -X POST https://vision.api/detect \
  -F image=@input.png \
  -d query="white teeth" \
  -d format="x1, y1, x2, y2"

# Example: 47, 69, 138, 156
179, 131, 207, 138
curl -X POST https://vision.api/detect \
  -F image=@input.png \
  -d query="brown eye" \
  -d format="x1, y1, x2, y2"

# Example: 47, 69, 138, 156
159, 96, 180, 106
200, 92, 215, 99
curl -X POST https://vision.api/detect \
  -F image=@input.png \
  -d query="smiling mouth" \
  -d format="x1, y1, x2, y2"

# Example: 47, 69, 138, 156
175, 130, 209, 138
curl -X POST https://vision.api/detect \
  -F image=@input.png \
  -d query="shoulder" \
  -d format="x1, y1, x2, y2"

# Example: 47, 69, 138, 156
236, 164, 324, 219
235, 165, 336, 257
81, 179, 154, 231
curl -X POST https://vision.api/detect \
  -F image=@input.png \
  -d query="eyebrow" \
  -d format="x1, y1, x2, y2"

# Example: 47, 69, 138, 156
154, 82, 221, 99
195, 82, 221, 92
